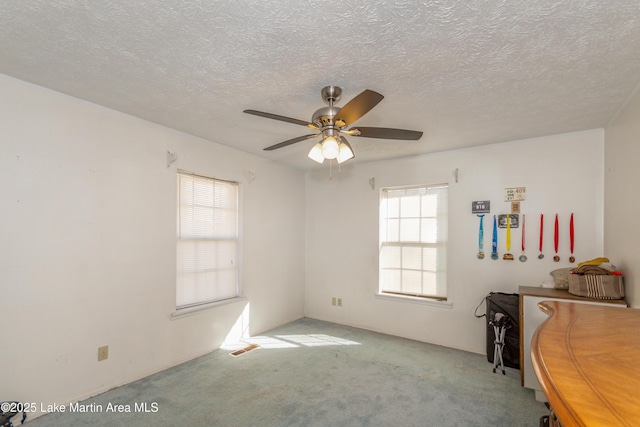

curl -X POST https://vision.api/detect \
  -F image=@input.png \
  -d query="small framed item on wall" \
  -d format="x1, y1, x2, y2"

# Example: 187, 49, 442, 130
472, 200, 490, 214
498, 214, 519, 228
504, 187, 526, 202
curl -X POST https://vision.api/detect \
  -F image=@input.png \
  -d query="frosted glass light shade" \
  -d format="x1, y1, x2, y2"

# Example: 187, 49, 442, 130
337, 141, 354, 164
321, 136, 339, 159
308, 142, 325, 163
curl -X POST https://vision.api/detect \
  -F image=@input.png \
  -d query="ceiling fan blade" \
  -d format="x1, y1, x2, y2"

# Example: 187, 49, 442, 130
352, 127, 423, 140
244, 109, 315, 128
333, 90, 384, 126
264, 134, 318, 151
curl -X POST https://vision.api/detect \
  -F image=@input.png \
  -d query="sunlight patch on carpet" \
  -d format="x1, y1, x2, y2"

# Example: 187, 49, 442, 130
275, 334, 361, 347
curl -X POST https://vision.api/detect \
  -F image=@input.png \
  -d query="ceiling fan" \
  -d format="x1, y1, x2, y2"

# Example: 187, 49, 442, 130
243, 86, 423, 164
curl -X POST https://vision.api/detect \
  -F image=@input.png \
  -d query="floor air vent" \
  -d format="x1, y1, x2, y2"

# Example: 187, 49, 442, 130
229, 344, 260, 357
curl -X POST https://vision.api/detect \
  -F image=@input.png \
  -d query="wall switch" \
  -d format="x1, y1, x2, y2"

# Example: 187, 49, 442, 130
98, 345, 109, 361
332, 297, 336, 306
337, 298, 342, 307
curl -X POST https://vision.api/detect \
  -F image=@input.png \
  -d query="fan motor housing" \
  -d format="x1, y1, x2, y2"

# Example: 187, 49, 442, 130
312, 106, 340, 128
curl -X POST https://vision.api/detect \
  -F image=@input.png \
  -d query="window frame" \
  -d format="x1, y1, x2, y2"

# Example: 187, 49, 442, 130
378, 183, 449, 306
174, 170, 242, 314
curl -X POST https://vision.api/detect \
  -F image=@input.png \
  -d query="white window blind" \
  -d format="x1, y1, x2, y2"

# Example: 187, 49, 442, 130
176, 171, 239, 309
379, 184, 448, 300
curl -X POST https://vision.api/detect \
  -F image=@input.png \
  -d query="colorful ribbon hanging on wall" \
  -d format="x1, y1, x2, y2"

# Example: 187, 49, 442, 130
553, 214, 560, 262
569, 213, 575, 263
519, 214, 527, 262
503, 214, 514, 260
477, 214, 485, 259
538, 214, 544, 259
491, 215, 498, 260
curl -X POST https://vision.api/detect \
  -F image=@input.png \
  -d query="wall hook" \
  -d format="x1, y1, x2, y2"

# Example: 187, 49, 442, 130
167, 151, 177, 168
369, 177, 375, 190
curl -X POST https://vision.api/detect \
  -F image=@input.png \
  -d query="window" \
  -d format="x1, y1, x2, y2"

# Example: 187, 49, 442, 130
176, 171, 239, 309
379, 184, 448, 301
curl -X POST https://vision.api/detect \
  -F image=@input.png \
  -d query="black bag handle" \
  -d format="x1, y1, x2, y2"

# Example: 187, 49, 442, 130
474, 292, 491, 318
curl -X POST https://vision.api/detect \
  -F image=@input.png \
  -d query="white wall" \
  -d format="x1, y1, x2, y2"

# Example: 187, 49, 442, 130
0, 74, 305, 416
305, 130, 605, 354
604, 86, 640, 308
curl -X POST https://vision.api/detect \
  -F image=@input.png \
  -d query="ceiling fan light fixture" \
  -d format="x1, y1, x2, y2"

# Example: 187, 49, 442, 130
321, 136, 339, 159
308, 142, 325, 163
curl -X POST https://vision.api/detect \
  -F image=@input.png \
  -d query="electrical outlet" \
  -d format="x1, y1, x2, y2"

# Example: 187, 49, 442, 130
332, 297, 336, 306
337, 298, 342, 307
98, 345, 109, 361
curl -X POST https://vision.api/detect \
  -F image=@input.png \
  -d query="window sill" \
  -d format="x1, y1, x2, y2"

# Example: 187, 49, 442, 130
170, 297, 247, 320
375, 292, 453, 309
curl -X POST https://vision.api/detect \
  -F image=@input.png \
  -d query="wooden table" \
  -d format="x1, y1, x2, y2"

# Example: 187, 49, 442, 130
531, 301, 640, 426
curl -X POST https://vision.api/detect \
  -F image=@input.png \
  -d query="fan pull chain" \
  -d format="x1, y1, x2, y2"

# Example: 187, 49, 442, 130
329, 94, 335, 180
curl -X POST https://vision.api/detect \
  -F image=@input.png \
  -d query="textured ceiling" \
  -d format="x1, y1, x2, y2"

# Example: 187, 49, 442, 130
1, 1, 640, 170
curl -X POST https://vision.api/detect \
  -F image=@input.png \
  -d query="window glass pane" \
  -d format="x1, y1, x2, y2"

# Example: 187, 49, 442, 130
213, 208, 237, 237
422, 247, 437, 271
401, 270, 422, 293
213, 269, 239, 299
385, 195, 400, 217
436, 246, 447, 272
437, 218, 448, 242
399, 218, 420, 242
178, 240, 237, 271
401, 195, 420, 217
420, 218, 437, 243
380, 246, 401, 268
381, 269, 401, 292
193, 205, 214, 236
387, 219, 400, 242
422, 271, 438, 295
193, 180, 213, 206
401, 246, 422, 270
437, 272, 448, 296
421, 193, 438, 217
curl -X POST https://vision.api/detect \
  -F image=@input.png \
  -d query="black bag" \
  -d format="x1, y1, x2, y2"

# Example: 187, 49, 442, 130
475, 292, 520, 369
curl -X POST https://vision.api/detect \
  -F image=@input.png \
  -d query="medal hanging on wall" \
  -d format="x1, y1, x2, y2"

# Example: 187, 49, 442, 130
538, 214, 544, 259
503, 214, 514, 260
477, 214, 485, 259
491, 215, 499, 260
569, 213, 575, 263
553, 213, 560, 262
519, 214, 527, 262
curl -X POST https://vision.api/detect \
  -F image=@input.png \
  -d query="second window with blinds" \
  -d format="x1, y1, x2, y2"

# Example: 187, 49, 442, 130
176, 171, 240, 310
379, 184, 448, 301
